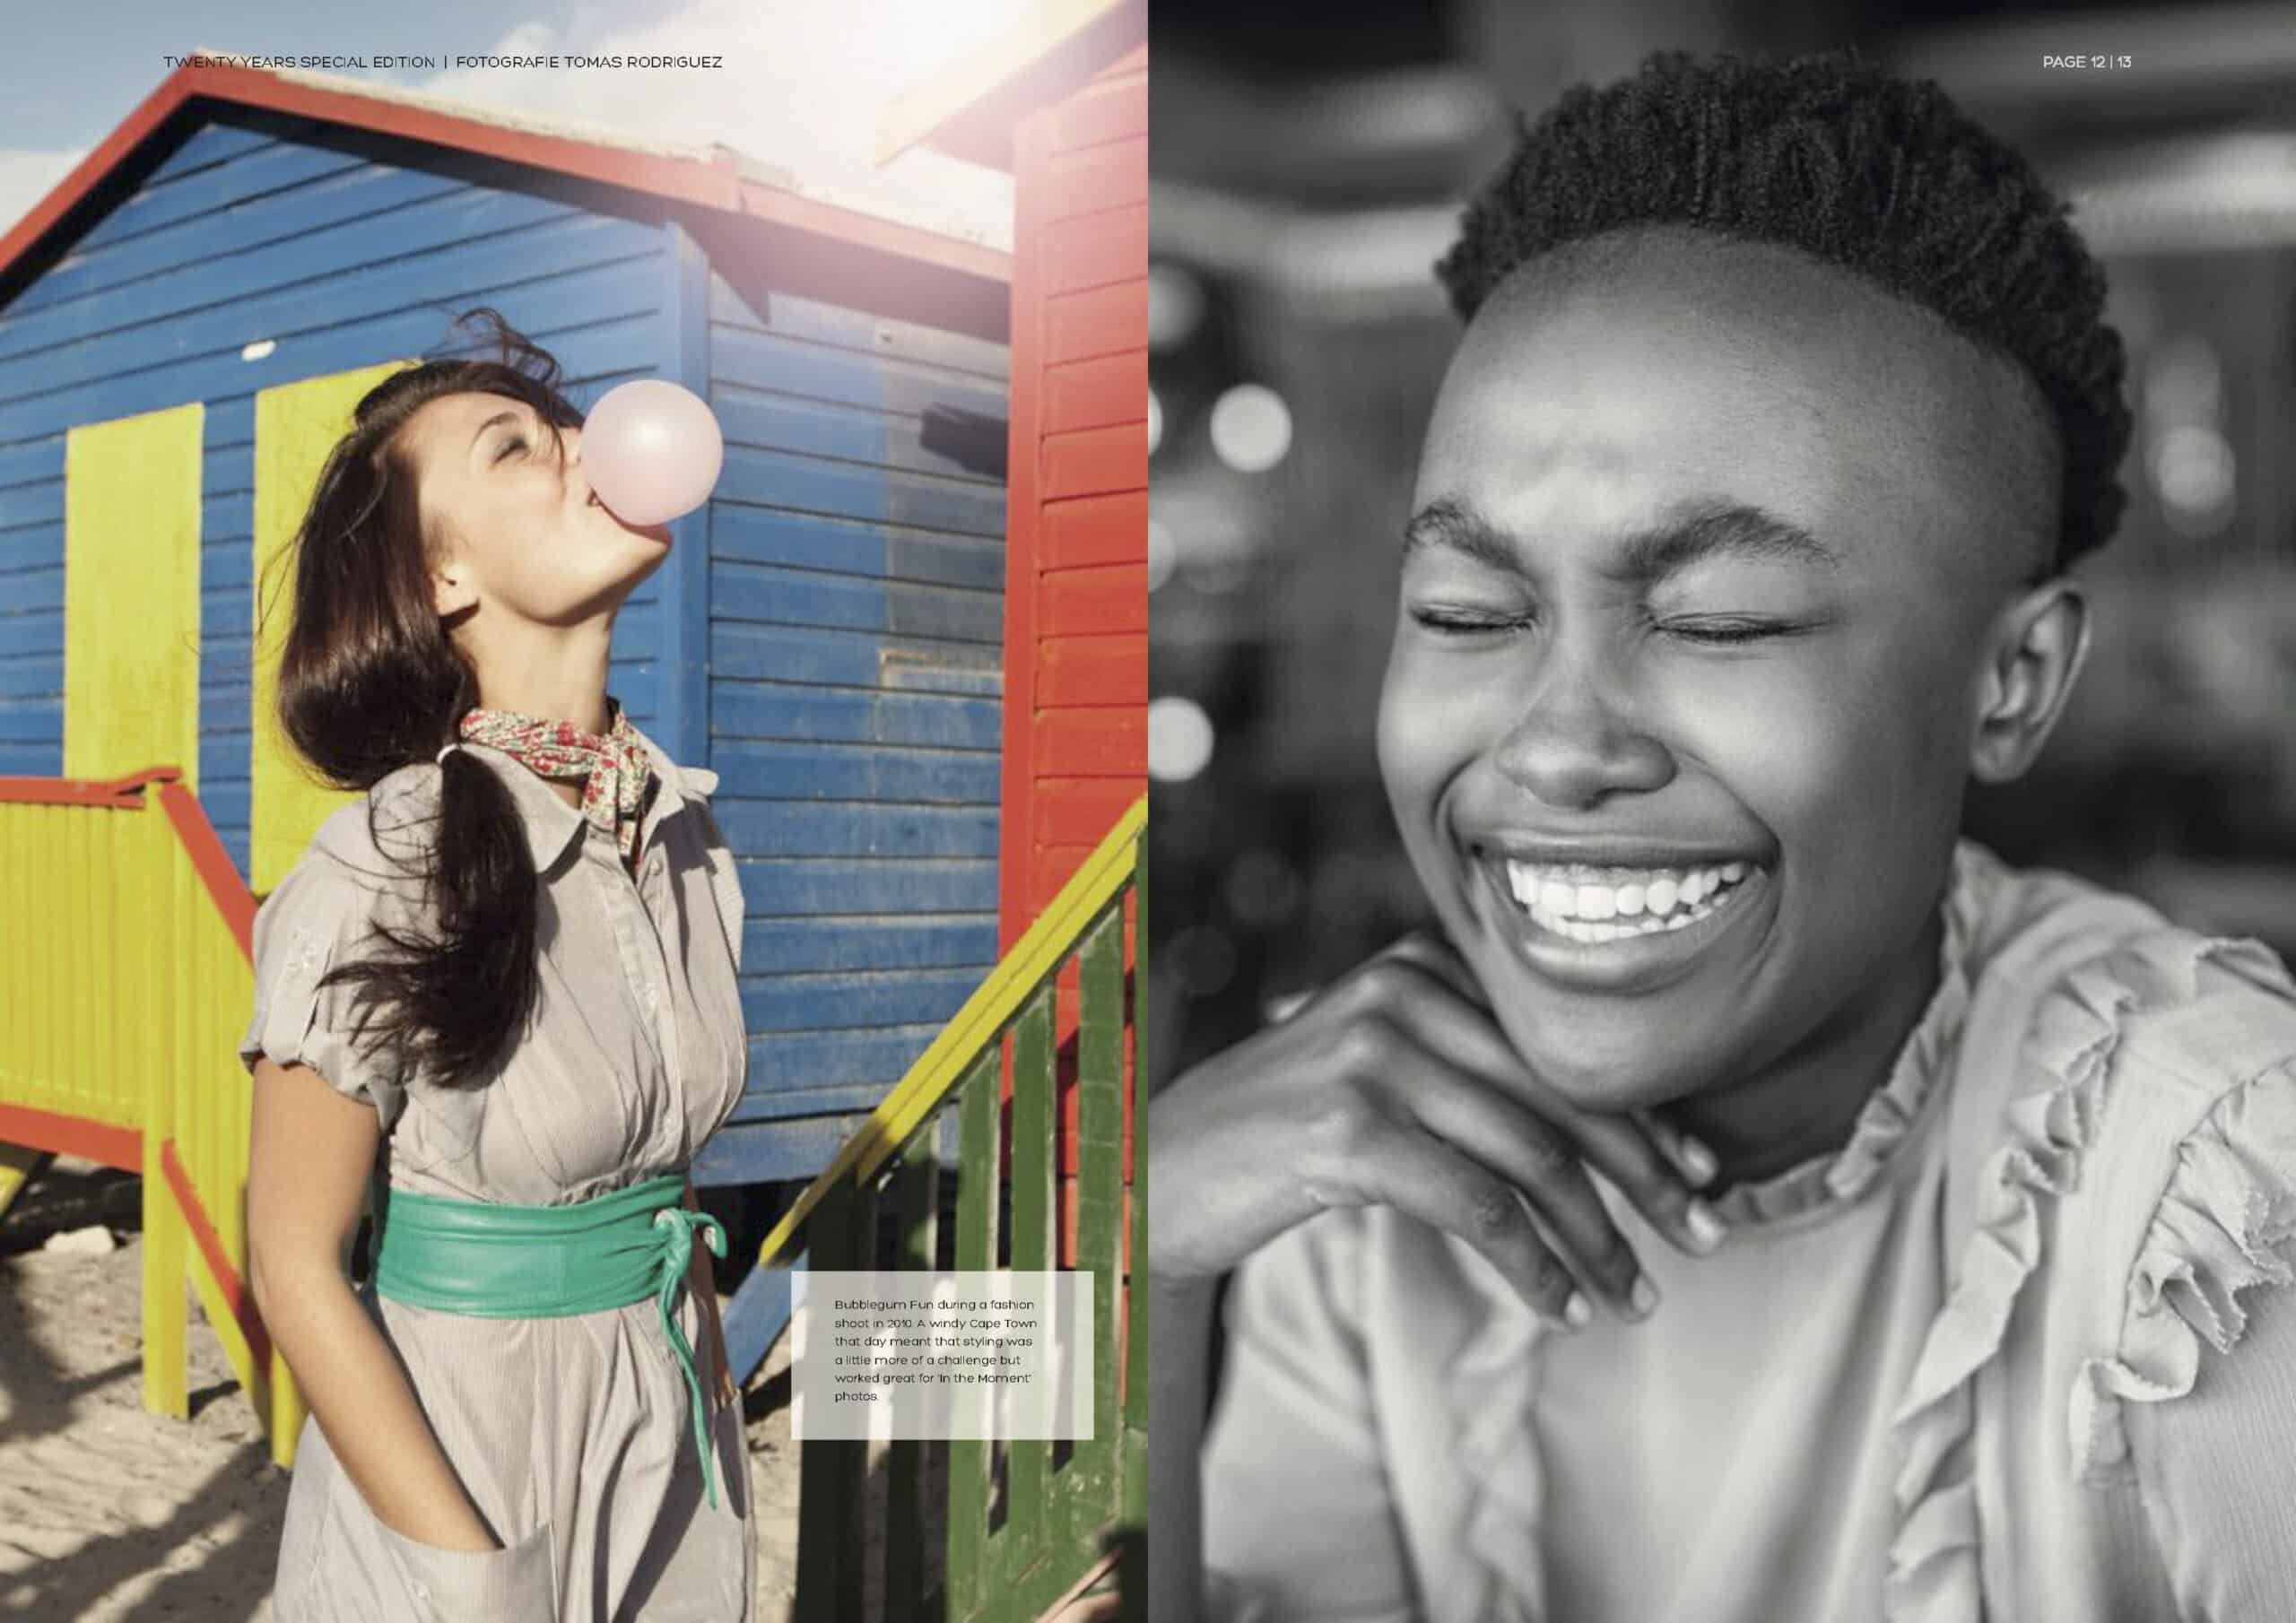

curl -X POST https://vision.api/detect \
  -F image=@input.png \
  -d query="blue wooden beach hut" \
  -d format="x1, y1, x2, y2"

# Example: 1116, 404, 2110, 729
0, 56, 1013, 1202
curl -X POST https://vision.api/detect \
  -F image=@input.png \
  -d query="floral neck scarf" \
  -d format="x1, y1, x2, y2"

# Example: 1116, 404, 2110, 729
448, 695, 657, 868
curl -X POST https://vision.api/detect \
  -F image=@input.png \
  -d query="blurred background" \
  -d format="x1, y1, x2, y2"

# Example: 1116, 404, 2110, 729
1144, 0, 2296, 1089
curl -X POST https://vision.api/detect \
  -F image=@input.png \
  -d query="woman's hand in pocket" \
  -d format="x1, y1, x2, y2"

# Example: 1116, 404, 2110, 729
374, 1514, 558, 1621
1148, 926, 1723, 1329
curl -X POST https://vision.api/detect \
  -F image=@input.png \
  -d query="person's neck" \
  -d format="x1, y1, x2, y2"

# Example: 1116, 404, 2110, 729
467, 621, 615, 739
465, 625, 616, 813
1659, 904, 1948, 1193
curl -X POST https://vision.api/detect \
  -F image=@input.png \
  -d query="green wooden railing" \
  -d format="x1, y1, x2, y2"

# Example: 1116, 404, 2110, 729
764, 796, 1145, 1622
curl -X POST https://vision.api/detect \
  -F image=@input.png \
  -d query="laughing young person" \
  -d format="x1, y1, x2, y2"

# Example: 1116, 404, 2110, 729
1150, 50, 2296, 1623
239, 309, 753, 1621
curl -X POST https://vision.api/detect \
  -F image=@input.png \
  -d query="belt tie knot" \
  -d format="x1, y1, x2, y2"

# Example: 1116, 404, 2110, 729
651, 1205, 729, 1510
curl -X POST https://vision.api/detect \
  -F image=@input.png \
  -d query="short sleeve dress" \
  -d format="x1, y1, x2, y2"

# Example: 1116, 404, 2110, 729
1201, 841, 2296, 1623
239, 724, 753, 1623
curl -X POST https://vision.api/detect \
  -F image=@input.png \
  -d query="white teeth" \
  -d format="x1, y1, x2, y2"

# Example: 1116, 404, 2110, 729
1499, 855, 1761, 944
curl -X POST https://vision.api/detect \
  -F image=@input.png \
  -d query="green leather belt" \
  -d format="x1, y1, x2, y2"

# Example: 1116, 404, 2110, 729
371, 1171, 731, 1510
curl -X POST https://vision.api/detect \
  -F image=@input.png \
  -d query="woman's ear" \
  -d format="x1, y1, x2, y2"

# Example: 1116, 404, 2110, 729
431, 542, 475, 623
1969, 576, 2091, 785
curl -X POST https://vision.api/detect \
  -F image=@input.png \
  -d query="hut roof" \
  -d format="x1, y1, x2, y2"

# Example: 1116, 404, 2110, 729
1, 49, 1010, 291
875, 0, 1145, 170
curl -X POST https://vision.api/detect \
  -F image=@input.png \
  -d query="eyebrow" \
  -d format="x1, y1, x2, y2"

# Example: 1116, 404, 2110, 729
470, 408, 526, 458
1401, 498, 1840, 580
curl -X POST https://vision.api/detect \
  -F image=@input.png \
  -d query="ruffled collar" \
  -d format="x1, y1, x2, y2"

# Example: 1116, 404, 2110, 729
1698, 841, 1992, 1231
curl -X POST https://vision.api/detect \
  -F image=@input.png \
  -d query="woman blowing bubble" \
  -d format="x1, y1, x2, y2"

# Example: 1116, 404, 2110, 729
240, 308, 752, 1621
1149, 50, 2296, 1623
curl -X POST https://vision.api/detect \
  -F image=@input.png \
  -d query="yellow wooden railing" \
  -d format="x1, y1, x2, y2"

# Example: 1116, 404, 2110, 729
0, 767, 308, 1466
770, 794, 1146, 1623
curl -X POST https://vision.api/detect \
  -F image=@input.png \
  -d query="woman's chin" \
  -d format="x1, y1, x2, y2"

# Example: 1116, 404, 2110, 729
1487, 1008, 1718, 1115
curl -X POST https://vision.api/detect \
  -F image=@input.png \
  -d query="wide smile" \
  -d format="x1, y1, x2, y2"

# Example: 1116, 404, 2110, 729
1472, 848, 1773, 994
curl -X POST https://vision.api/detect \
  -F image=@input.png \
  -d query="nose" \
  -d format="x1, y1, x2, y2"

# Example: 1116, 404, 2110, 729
1490, 649, 1674, 812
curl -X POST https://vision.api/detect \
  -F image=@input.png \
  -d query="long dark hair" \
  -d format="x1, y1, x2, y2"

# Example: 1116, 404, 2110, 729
259, 307, 585, 1093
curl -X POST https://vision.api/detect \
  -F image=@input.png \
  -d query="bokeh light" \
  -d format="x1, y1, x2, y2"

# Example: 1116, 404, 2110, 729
1209, 383, 1292, 473
2153, 423, 2237, 533
1147, 695, 1216, 782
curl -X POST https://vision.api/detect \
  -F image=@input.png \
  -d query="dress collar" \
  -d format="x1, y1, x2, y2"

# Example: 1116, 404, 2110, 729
444, 722, 718, 874
1699, 839, 1994, 1230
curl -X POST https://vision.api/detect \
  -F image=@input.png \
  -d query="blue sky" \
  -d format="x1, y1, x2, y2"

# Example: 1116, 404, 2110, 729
0, 0, 1021, 247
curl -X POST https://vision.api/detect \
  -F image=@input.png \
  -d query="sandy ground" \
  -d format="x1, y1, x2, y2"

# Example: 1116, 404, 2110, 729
0, 1156, 801, 1623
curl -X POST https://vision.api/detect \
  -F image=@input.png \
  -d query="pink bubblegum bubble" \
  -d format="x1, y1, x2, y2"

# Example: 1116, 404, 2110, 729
580, 379, 724, 527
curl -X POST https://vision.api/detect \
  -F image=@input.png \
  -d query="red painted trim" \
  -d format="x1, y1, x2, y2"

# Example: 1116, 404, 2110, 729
154, 781, 258, 962
0, 776, 257, 955
0, 1104, 141, 1171
0, 765, 181, 807
0, 59, 1006, 295
999, 105, 1053, 961
160, 1139, 272, 1372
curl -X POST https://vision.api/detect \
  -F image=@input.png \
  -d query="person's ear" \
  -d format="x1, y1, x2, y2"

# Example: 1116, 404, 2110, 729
430, 533, 476, 623
432, 561, 483, 627
1969, 576, 2090, 784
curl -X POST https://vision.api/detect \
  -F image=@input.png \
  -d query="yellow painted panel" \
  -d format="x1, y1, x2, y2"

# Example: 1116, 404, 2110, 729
141, 1152, 187, 1421
0, 1142, 46, 1224
64, 404, 204, 790
250, 362, 417, 894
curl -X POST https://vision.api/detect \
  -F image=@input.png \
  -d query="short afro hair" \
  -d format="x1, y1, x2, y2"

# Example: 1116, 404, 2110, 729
1435, 48, 2130, 574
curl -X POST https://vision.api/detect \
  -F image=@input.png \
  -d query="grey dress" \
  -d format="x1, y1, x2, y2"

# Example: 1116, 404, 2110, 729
238, 726, 754, 1622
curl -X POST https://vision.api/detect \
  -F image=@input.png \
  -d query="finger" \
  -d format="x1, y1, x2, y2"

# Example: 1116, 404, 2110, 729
1378, 933, 1705, 1206
1378, 927, 1492, 1011
1632, 1107, 1720, 1188
1405, 1065, 1654, 1320
1360, 956, 1723, 1259
1263, 987, 1315, 1025
1544, 1106, 1726, 1259
1344, 1124, 1587, 1331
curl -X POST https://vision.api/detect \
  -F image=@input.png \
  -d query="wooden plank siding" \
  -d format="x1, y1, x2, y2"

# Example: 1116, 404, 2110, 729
990, 47, 1146, 1271
699, 271, 1013, 1154
0, 109, 694, 881
998, 51, 1147, 953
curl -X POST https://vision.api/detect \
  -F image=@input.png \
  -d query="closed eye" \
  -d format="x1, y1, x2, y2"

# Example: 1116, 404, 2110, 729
494, 434, 528, 463
1661, 618, 1805, 646
1409, 608, 1534, 635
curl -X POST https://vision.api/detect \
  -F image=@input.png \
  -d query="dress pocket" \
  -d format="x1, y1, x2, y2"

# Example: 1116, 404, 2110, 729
372, 1514, 559, 1623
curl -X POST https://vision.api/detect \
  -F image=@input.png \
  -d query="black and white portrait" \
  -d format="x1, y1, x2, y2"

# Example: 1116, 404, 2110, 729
1145, 4, 2296, 1620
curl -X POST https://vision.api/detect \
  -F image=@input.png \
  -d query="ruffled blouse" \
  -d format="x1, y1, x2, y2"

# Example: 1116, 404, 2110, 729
1200, 841, 2296, 1622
